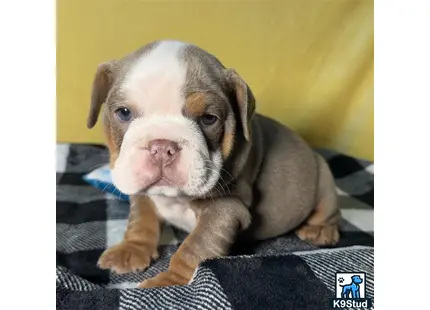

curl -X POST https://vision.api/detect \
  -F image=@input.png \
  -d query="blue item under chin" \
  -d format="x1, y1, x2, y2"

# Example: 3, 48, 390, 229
83, 164, 130, 202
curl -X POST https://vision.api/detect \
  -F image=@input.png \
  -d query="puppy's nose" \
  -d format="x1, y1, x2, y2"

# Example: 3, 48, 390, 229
147, 139, 180, 166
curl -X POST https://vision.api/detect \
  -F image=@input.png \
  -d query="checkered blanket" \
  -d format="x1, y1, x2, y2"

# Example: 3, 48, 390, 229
56, 143, 374, 310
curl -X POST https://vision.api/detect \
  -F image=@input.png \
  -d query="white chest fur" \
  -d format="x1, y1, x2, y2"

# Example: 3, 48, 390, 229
150, 196, 197, 233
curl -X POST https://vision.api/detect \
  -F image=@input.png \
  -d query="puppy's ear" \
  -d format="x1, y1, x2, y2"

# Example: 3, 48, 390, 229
224, 69, 256, 141
87, 62, 115, 129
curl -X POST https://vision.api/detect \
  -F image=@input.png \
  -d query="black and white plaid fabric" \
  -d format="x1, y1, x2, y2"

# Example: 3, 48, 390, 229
56, 143, 374, 310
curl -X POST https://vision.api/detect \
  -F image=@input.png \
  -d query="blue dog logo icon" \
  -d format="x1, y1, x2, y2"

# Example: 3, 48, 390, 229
340, 275, 363, 299
332, 272, 371, 309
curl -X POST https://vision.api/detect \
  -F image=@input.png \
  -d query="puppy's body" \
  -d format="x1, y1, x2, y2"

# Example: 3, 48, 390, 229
242, 114, 339, 241
87, 40, 340, 287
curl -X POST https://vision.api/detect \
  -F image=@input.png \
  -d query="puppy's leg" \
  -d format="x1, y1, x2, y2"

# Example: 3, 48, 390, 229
295, 154, 341, 246
98, 195, 160, 274
139, 198, 251, 288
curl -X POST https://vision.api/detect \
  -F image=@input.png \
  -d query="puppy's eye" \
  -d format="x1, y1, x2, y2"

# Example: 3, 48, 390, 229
115, 107, 132, 122
200, 114, 218, 126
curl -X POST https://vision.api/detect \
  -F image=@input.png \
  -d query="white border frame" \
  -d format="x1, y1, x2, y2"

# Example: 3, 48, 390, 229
375, 0, 430, 309
0, 0, 56, 308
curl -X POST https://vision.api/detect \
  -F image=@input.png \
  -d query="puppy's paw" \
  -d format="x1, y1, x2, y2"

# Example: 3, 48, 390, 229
97, 242, 158, 274
295, 224, 340, 246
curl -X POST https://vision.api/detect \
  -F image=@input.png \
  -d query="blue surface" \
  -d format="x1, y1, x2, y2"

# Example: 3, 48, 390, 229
83, 164, 130, 202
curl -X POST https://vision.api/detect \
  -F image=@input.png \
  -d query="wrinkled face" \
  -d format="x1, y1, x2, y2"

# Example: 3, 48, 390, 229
100, 41, 238, 198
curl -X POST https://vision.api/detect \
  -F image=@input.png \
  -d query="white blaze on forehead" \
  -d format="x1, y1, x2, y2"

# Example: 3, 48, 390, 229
122, 40, 187, 116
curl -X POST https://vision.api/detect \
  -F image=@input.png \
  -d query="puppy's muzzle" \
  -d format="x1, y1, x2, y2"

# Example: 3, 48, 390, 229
136, 139, 185, 188
147, 139, 181, 167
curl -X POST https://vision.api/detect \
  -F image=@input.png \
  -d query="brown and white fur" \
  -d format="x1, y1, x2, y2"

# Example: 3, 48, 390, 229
87, 40, 341, 288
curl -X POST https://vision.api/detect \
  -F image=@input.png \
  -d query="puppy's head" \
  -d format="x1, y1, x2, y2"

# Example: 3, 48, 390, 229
87, 40, 255, 198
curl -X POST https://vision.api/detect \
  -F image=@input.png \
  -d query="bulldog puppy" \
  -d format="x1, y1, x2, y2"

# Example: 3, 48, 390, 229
87, 40, 341, 288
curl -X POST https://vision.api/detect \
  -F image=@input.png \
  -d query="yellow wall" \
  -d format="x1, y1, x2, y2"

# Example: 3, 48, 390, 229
57, 0, 374, 160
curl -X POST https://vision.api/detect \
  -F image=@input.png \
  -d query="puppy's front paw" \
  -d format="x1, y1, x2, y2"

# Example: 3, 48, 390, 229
295, 224, 340, 246
97, 242, 159, 274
